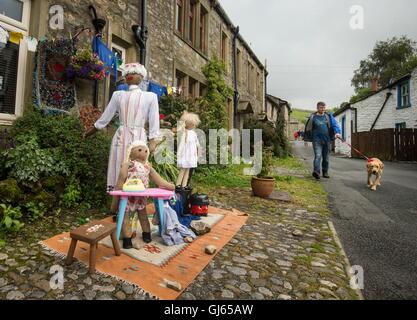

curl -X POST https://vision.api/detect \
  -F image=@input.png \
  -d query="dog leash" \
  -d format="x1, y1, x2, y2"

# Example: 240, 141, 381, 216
336, 137, 370, 161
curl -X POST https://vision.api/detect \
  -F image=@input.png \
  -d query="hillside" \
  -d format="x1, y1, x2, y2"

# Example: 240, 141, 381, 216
291, 109, 311, 124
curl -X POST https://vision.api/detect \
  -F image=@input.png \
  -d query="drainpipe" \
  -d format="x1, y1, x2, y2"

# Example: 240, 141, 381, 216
132, 0, 148, 66
264, 59, 267, 113
370, 92, 392, 131
232, 26, 239, 129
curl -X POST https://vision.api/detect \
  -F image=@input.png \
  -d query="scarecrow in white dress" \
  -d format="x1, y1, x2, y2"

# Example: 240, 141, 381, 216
84, 63, 160, 212
176, 112, 201, 187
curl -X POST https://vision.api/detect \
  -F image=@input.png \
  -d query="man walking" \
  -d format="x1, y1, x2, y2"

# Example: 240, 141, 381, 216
304, 102, 341, 179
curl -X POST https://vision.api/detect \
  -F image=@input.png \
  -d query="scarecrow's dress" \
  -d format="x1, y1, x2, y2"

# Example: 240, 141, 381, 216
177, 129, 200, 169
94, 85, 160, 191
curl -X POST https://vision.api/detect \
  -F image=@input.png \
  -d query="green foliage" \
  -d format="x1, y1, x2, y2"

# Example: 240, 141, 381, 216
0, 178, 22, 205
159, 56, 232, 134
61, 178, 82, 209
149, 142, 179, 184
275, 115, 292, 158
291, 109, 311, 124
3, 135, 69, 184
352, 36, 417, 92
0, 204, 24, 233
350, 87, 373, 103
159, 95, 192, 127
193, 163, 250, 189
197, 56, 233, 132
8, 108, 111, 208
77, 217, 90, 225
259, 148, 274, 178
243, 116, 291, 158
25, 201, 47, 222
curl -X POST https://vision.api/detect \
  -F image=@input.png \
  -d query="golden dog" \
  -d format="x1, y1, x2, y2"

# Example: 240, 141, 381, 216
367, 158, 384, 191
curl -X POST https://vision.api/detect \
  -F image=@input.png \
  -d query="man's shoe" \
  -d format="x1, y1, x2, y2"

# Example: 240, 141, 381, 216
123, 238, 133, 249
323, 173, 330, 179
312, 172, 320, 180
142, 232, 152, 243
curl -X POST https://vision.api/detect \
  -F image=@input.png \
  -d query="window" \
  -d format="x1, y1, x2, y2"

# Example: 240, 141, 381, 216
188, 76, 198, 98
0, 0, 30, 124
0, 41, 19, 115
236, 48, 242, 82
247, 62, 254, 94
256, 71, 260, 97
221, 31, 228, 65
0, 0, 30, 30
0, 0, 23, 22
175, 69, 187, 95
175, 0, 185, 33
395, 122, 406, 130
108, 43, 126, 102
199, 6, 208, 53
188, 0, 197, 45
199, 83, 207, 97
341, 116, 346, 140
397, 80, 411, 109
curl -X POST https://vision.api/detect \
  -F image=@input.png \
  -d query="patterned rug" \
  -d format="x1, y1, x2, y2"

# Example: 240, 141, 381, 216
99, 213, 224, 267
39, 206, 248, 300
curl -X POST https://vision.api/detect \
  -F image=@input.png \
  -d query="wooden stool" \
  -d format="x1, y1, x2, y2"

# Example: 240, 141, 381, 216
65, 221, 121, 274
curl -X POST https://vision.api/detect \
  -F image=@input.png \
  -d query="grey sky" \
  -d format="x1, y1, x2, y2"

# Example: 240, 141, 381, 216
220, 0, 417, 110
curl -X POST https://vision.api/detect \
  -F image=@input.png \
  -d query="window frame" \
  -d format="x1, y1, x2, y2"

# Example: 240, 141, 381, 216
0, 0, 30, 31
187, 0, 197, 45
397, 80, 411, 109
107, 42, 127, 103
198, 4, 208, 54
395, 122, 406, 130
0, 1, 31, 125
341, 115, 346, 140
175, 0, 185, 34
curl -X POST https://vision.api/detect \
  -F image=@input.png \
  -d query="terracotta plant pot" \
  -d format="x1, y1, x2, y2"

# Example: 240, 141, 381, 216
251, 176, 276, 198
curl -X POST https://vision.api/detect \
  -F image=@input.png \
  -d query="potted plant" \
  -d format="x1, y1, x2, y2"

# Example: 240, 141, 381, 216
251, 148, 276, 198
66, 48, 106, 81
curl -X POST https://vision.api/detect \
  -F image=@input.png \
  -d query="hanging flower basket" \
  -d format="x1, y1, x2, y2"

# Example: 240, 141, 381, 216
66, 48, 106, 81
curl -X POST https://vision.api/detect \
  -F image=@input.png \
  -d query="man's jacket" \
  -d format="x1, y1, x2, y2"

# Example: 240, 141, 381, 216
303, 112, 341, 142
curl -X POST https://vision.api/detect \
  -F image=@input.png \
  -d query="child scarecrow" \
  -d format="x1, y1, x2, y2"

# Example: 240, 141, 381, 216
115, 141, 175, 248
176, 111, 201, 187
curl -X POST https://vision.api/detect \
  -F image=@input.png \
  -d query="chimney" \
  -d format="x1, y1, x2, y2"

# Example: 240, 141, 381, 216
371, 77, 379, 92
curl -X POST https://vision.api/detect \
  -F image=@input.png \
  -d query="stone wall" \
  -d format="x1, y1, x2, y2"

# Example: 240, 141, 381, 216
147, 0, 266, 118
22, 0, 266, 125
25, 0, 141, 111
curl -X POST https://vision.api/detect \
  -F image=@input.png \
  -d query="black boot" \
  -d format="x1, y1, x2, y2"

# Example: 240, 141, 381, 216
142, 232, 152, 243
123, 238, 133, 249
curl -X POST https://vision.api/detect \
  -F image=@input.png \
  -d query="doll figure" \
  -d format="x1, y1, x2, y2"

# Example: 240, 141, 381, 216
176, 112, 201, 187
84, 63, 160, 217
114, 141, 175, 249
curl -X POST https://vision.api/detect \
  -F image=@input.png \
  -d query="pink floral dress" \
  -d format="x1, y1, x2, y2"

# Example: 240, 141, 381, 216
126, 160, 151, 214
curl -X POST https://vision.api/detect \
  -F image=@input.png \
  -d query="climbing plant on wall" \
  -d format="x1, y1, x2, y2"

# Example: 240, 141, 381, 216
197, 56, 233, 133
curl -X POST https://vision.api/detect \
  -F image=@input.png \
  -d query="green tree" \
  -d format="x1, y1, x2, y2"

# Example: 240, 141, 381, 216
352, 36, 417, 94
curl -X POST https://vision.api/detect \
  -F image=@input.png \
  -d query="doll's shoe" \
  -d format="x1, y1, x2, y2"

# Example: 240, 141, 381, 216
184, 236, 194, 243
142, 232, 152, 243
123, 238, 133, 249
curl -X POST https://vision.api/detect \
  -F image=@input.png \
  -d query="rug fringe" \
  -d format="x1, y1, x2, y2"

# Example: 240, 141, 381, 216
38, 241, 159, 300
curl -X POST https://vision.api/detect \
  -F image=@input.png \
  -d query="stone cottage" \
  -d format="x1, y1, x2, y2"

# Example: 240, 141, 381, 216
0, 0, 266, 131
265, 94, 291, 138
334, 67, 417, 156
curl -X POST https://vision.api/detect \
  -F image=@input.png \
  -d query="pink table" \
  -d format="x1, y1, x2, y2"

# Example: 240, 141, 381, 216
109, 189, 174, 240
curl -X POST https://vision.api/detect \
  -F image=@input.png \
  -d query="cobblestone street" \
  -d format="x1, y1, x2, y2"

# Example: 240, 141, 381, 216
0, 163, 361, 300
